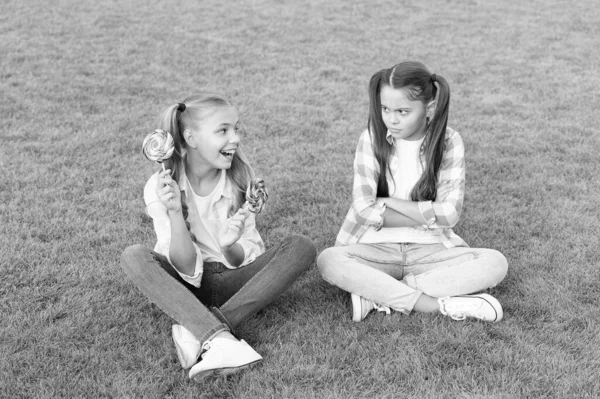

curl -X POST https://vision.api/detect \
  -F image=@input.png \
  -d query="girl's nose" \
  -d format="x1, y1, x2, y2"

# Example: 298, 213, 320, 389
229, 130, 241, 143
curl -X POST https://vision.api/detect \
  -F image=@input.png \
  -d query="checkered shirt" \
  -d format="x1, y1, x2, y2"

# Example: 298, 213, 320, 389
335, 127, 467, 247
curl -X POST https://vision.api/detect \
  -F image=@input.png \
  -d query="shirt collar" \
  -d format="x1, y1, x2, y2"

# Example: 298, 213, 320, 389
386, 130, 426, 154
178, 160, 231, 200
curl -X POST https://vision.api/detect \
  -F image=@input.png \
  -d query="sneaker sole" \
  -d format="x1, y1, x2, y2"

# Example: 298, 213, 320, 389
351, 294, 362, 322
190, 359, 262, 381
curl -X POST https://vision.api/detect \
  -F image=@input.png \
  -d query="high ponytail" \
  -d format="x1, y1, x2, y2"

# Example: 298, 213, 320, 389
159, 103, 197, 243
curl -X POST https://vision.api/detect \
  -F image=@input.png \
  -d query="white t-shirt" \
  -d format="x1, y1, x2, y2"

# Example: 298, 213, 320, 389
360, 136, 445, 244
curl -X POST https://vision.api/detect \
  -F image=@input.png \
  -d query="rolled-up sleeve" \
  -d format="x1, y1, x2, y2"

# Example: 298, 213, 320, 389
144, 173, 204, 287
417, 130, 465, 229
351, 130, 387, 231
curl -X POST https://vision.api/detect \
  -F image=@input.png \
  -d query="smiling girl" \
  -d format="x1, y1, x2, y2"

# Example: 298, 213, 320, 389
121, 94, 316, 381
317, 61, 508, 323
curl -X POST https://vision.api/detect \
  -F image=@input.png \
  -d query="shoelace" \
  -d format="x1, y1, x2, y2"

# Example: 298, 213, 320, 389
200, 341, 212, 357
448, 312, 466, 321
374, 303, 391, 315
439, 297, 466, 320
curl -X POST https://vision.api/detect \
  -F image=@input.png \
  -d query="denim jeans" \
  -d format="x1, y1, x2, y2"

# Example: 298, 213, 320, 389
121, 234, 316, 344
317, 243, 508, 314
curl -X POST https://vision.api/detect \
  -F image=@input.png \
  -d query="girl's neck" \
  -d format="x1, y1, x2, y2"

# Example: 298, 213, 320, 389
184, 154, 221, 196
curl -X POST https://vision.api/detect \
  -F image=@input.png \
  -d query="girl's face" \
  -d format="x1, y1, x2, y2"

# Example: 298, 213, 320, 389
186, 106, 241, 170
380, 85, 429, 142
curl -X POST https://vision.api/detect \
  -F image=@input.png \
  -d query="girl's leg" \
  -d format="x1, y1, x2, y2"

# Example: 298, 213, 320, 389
403, 245, 508, 298
317, 243, 420, 315
403, 245, 508, 320
318, 243, 508, 320
212, 234, 316, 330
120, 244, 228, 345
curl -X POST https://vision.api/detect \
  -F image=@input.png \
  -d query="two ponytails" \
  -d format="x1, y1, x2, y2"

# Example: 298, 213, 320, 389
367, 61, 451, 202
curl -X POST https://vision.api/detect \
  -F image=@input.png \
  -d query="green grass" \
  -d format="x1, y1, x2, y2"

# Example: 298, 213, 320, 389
2, 0, 600, 397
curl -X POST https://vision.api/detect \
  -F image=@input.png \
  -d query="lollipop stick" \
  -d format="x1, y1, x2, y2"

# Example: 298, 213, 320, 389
160, 162, 172, 204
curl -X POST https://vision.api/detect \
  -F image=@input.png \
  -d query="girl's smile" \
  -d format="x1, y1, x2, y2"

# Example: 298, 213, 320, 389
187, 106, 241, 170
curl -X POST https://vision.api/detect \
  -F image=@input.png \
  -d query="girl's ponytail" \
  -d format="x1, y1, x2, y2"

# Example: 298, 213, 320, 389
412, 73, 450, 202
367, 69, 393, 198
160, 103, 197, 243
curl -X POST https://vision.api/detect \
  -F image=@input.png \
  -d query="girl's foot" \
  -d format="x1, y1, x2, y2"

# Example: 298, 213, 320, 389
438, 294, 503, 322
172, 324, 201, 369
351, 293, 391, 322
188, 334, 262, 381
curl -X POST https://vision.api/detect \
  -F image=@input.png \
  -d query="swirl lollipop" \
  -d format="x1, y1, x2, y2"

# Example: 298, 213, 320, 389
142, 129, 175, 170
243, 178, 268, 214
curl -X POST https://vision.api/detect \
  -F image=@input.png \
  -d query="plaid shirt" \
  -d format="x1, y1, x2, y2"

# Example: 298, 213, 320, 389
335, 127, 467, 248
144, 168, 265, 287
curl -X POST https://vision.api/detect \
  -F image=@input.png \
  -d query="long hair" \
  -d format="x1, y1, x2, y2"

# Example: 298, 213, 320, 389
367, 61, 450, 201
160, 93, 255, 241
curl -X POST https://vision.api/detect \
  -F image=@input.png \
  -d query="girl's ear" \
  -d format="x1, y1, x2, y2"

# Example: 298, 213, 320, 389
183, 129, 196, 148
426, 100, 436, 119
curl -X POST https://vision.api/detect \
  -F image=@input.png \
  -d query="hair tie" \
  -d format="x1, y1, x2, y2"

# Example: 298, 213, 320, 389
177, 103, 186, 112
431, 74, 437, 83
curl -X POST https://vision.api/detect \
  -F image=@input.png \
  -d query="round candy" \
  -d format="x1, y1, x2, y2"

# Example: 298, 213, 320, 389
245, 178, 268, 214
142, 129, 175, 163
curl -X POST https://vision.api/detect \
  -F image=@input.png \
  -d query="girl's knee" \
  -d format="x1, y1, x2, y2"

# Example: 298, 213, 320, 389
283, 234, 317, 270
484, 249, 509, 283
120, 244, 150, 273
286, 234, 316, 254
316, 247, 343, 278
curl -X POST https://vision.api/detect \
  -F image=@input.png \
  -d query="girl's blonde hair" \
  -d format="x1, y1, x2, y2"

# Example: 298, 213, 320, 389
160, 93, 255, 240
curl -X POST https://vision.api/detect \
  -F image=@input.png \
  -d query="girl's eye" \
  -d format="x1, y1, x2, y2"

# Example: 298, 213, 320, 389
382, 106, 389, 113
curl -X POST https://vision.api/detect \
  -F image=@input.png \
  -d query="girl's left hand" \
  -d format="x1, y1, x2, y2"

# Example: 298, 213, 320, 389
217, 209, 250, 249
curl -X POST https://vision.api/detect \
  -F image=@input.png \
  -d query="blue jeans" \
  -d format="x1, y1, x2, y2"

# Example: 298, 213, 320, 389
121, 235, 316, 344
317, 243, 508, 314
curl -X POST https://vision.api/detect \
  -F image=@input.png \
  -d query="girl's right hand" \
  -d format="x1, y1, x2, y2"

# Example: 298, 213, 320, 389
156, 169, 182, 212
217, 208, 250, 249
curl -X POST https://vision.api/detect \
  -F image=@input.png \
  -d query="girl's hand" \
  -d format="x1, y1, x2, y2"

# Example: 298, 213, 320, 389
156, 169, 182, 212
217, 209, 249, 249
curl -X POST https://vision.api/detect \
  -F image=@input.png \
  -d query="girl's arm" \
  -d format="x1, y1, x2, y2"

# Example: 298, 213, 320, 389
166, 209, 198, 276
218, 208, 265, 267
380, 200, 423, 227
349, 130, 388, 230
218, 209, 249, 267
145, 171, 203, 283
381, 129, 466, 229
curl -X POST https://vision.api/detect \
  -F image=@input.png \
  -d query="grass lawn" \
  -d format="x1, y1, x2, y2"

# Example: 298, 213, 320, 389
2, 0, 600, 397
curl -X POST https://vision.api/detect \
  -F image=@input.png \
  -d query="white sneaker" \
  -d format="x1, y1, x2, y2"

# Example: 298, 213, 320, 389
351, 293, 391, 322
172, 324, 201, 369
188, 337, 263, 381
438, 294, 503, 322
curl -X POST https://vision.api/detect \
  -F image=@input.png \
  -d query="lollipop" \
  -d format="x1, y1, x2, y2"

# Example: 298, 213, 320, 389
244, 178, 268, 214
142, 129, 175, 170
